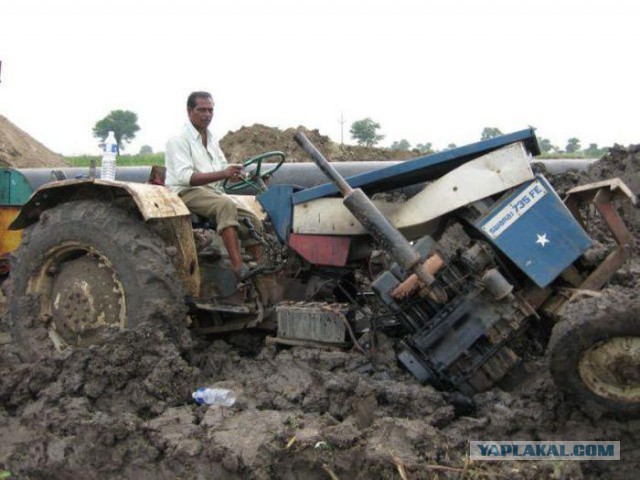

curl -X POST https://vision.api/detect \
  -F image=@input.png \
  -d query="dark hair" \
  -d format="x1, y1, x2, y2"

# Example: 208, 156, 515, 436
187, 91, 213, 109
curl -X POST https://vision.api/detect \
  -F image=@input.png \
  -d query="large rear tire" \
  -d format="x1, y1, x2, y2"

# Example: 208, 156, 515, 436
8, 200, 188, 361
548, 296, 640, 416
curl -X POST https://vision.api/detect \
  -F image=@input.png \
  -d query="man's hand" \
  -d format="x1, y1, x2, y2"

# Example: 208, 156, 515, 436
189, 164, 246, 187
223, 164, 246, 180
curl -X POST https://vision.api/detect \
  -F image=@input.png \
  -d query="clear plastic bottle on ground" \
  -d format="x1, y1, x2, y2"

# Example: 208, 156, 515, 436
192, 387, 236, 406
100, 131, 117, 181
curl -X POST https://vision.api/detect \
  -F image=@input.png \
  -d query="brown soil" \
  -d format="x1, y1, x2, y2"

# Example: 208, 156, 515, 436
1, 128, 639, 479
0, 115, 67, 168
220, 124, 419, 164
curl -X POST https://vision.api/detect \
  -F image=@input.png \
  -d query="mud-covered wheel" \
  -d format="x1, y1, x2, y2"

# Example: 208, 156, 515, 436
548, 297, 640, 416
8, 199, 187, 361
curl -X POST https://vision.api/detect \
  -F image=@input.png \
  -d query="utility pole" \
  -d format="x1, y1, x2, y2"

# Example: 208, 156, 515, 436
338, 112, 346, 146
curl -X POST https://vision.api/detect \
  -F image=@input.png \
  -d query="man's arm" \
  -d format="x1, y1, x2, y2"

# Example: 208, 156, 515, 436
190, 166, 245, 186
165, 136, 245, 187
165, 136, 196, 187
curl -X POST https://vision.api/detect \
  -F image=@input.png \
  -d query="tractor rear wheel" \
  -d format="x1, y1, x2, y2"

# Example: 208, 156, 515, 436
8, 200, 187, 361
548, 296, 640, 416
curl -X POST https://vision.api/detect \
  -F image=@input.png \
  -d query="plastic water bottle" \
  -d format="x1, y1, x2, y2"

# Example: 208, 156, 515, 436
192, 387, 236, 406
100, 131, 117, 181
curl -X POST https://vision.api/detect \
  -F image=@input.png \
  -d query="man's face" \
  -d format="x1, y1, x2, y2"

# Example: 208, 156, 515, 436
188, 97, 214, 131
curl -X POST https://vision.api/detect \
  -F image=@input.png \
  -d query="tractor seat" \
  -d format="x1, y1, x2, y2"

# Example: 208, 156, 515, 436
147, 167, 217, 230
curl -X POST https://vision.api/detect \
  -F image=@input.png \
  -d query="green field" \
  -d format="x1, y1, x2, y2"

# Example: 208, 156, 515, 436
537, 152, 593, 159
64, 150, 595, 168
65, 153, 165, 167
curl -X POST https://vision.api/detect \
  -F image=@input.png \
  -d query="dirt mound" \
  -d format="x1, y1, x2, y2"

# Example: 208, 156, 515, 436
541, 144, 640, 197
590, 144, 640, 234
220, 124, 419, 164
589, 144, 640, 195
0, 115, 67, 168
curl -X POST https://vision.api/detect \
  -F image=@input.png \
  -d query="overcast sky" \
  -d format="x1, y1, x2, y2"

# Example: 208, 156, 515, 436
1, 0, 638, 156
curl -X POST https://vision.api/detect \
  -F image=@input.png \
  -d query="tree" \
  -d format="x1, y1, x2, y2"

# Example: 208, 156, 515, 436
446, 143, 457, 150
416, 142, 434, 154
93, 110, 140, 154
538, 138, 557, 154
584, 143, 607, 158
350, 118, 385, 147
390, 139, 411, 151
565, 137, 581, 154
139, 145, 153, 155
480, 127, 503, 140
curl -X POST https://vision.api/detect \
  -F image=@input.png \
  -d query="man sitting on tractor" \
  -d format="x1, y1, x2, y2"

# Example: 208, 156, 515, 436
165, 91, 263, 280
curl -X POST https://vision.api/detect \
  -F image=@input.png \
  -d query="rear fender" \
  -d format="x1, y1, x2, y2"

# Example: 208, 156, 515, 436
11, 179, 200, 296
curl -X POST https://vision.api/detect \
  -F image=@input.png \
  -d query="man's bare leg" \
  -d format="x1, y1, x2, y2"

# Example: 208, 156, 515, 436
221, 226, 244, 275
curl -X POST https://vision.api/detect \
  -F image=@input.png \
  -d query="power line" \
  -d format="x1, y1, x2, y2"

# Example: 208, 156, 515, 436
338, 112, 346, 145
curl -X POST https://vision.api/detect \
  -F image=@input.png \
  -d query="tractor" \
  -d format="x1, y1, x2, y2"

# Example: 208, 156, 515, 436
5, 128, 639, 416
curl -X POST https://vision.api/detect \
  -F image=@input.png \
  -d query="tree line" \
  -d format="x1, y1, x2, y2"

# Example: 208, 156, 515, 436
350, 118, 610, 158
92, 110, 610, 159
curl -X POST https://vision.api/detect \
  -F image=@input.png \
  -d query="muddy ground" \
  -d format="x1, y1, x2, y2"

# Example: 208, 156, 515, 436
0, 139, 639, 479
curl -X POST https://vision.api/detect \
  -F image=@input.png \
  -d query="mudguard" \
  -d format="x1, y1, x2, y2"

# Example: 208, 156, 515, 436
10, 179, 200, 297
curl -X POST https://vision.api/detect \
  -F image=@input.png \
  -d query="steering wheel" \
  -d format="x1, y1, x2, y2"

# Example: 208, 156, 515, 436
223, 151, 286, 193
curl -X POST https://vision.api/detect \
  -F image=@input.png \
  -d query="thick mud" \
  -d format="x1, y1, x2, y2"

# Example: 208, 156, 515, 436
1, 142, 639, 479
1, 305, 639, 479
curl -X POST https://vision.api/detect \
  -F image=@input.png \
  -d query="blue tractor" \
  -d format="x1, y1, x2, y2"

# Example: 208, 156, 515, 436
5, 129, 638, 416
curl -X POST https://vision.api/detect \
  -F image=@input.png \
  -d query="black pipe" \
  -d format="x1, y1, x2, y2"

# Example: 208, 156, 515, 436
293, 132, 353, 196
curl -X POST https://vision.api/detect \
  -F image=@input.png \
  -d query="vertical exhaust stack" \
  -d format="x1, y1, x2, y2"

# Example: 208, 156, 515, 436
294, 132, 436, 288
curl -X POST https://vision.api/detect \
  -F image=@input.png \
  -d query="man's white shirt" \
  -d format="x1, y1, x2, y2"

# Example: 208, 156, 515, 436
165, 122, 228, 194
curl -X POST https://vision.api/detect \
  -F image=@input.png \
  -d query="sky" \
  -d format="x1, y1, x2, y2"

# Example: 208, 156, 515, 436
1, 0, 639, 156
